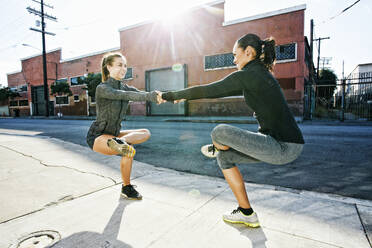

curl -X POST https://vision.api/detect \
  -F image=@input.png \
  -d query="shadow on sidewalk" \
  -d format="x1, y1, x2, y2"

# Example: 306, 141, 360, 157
224, 222, 267, 248
50, 197, 134, 248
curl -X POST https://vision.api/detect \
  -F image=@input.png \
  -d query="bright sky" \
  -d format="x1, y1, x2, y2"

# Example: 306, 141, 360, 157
0, 0, 371, 87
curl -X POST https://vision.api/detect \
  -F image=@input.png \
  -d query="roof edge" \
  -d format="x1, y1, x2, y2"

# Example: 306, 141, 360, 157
223, 4, 306, 26
20, 47, 62, 61
118, 0, 225, 32
6, 70, 22, 76
60, 47, 120, 63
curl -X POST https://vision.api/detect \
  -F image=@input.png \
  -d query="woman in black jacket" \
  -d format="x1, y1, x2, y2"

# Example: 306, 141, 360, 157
162, 33, 304, 227
86, 52, 163, 200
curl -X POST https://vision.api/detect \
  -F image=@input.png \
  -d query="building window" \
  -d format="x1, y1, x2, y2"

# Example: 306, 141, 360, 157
73, 95, 80, 102
19, 85, 27, 92
19, 100, 28, 106
124, 68, 133, 80
70, 76, 85, 86
10, 100, 18, 106
55, 78, 68, 84
56, 96, 69, 105
276, 43, 297, 62
204, 53, 235, 70
90, 96, 96, 103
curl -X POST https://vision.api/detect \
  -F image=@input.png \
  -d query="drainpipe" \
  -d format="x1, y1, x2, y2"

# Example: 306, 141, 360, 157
86, 90, 89, 116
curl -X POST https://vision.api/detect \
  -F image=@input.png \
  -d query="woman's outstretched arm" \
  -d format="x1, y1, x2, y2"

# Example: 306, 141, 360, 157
96, 84, 159, 102
162, 71, 244, 101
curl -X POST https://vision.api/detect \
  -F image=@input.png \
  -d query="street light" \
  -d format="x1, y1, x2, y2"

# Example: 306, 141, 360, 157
22, 43, 41, 51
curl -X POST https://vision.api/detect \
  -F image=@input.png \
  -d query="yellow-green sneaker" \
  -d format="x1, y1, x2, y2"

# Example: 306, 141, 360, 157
223, 208, 260, 228
107, 138, 136, 158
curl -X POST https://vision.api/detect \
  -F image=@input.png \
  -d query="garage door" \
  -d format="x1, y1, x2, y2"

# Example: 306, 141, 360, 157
31, 86, 54, 116
146, 65, 187, 115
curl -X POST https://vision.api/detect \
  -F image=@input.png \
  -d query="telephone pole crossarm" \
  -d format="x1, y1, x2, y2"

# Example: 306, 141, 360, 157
27, 0, 57, 117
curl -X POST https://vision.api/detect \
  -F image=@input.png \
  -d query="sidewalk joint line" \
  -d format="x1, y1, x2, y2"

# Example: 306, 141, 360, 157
355, 204, 372, 247
0, 144, 117, 184
0, 208, 44, 225
144, 185, 230, 248
261, 225, 344, 248
0, 183, 123, 224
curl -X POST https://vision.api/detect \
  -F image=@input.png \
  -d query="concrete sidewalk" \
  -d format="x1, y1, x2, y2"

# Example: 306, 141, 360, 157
0, 129, 371, 248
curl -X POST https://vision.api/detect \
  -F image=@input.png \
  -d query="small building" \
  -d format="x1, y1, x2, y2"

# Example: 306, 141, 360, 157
7, 1, 311, 118
119, 1, 310, 117
7, 48, 119, 117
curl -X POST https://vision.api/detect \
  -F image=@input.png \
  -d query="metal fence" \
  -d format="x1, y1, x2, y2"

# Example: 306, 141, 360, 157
305, 75, 372, 121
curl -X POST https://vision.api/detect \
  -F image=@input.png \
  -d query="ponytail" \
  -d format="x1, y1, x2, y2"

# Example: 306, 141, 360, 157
101, 52, 124, 82
237, 33, 276, 72
261, 37, 276, 72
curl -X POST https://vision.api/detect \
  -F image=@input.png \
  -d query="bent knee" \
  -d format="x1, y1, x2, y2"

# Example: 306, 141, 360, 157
216, 151, 236, 170
141, 129, 151, 140
211, 124, 231, 142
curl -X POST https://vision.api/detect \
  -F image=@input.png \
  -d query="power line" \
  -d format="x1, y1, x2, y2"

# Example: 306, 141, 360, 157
320, 0, 361, 25
0, 32, 38, 54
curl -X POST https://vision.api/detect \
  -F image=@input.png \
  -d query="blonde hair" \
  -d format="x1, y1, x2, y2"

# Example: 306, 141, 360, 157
101, 52, 125, 82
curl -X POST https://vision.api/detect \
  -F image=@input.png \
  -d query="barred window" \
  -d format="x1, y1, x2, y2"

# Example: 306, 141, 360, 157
19, 85, 27, 92
204, 53, 235, 70
70, 76, 85, 86
56, 96, 69, 105
19, 100, 28, 106
55, 78, 68, 85
276, 43, 296, 61
124, 68, 133, 80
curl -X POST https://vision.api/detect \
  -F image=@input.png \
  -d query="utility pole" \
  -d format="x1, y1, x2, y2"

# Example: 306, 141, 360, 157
307, 19, 315, 120
27, 0, 57, 117
315, 37, 330, 79
310, 19, 314, 78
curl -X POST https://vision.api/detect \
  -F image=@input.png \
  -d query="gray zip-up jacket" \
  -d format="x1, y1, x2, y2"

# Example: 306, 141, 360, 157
91, 77, 158, 137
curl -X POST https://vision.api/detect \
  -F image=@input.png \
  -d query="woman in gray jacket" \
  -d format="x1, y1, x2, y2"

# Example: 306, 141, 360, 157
86, 52, 163, 200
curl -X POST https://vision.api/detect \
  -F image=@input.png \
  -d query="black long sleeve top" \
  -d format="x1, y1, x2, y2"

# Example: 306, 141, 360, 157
162, 59, 304, 144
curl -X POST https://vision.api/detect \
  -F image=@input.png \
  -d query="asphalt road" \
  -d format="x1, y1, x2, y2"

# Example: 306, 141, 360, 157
1, 118, 371, 200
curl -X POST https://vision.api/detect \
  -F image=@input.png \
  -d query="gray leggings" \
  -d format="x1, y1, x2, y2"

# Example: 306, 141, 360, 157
211, 124, 303, 170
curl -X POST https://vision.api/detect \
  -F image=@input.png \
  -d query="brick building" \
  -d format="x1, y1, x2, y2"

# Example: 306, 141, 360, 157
7, 1, 311, 117
7, 47, 119, 117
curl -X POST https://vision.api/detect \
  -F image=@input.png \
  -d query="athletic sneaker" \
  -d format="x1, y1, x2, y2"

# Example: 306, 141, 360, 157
107, 137, 136, 157
223, 207, 260, 228
121, 184, 142, 200
201, 144, 219, 158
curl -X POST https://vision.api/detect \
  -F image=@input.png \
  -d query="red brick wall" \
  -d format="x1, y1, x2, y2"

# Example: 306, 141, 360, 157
120, 2, 306, 116
7, 72, 29, 116
7, 48, 120, 116
57, 49, 120, 115
7, 2, 308, 117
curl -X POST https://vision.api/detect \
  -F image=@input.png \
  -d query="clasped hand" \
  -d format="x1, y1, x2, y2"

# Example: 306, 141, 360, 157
154, 90, 185, 105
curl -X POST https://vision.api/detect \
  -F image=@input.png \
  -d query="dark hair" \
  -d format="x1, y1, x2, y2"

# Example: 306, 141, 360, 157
237, 33, 276, 71
101, 52, 125, 82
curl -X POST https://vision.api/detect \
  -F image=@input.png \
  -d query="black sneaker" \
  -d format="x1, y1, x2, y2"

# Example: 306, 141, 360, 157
121, 184, 142, 200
